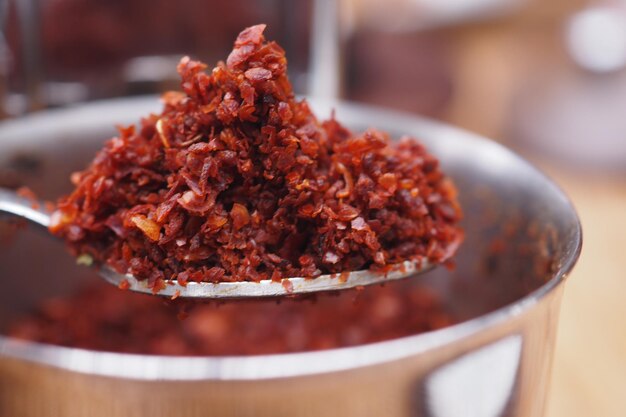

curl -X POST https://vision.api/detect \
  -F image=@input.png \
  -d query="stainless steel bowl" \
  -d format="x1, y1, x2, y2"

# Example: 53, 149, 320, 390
0, 97, 581, 417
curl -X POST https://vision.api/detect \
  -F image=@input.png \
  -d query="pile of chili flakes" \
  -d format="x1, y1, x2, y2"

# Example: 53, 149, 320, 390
50, 24, 463, 291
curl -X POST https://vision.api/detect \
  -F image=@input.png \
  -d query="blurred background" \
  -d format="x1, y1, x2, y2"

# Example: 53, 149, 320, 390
0, 0, 624, 415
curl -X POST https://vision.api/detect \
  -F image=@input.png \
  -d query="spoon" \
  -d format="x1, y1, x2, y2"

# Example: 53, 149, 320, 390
0, 187, 433, 298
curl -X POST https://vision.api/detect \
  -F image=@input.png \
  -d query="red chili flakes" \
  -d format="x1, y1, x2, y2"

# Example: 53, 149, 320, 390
244, 67, 272, 82
378, 173, 398, 193
155, 119, 170, 148
151, 278, 167, 294
6, 280, 456, 355
44, 201, 56, 213
281, 279, 294, 294
50, 24, 463, 290
16, 186, 40, 209
229, 203, 250, 230
130, 215, 161, 241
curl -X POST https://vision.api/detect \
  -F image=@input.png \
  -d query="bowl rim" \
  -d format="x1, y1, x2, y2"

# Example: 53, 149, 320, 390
0, 96, 582, 381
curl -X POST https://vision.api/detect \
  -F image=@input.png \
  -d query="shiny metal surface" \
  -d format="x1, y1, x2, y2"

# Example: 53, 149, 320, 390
0, 187, 434, 298
0, 97, 581, 417
0, 188, 50, 228
99, 260, 433, 298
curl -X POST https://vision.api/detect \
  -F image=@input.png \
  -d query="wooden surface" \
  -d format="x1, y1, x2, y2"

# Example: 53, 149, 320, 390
541, 167, 626, 417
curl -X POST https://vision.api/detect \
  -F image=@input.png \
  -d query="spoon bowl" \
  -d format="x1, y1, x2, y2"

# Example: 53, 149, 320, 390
0, 187, 434, 298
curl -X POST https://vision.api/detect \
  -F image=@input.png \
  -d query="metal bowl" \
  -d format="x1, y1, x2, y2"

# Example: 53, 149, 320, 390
0, 97, 581, 417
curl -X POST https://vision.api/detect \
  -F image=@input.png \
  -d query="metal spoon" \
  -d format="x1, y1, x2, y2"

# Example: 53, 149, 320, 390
0, 187, 433, 298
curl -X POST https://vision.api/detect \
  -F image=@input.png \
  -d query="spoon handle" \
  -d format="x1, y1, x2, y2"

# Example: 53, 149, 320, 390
0, 188, 52, 228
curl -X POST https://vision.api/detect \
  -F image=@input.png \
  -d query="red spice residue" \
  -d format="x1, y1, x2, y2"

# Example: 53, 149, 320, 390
16, 186, 40, 209
44, 201, 56, 213
49, 25, 463, 290
6, 280, 455, 355
281, 279, 294, 294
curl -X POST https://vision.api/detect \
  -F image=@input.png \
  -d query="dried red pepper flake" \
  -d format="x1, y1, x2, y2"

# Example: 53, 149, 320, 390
160, 91, 186, 107
16, 186, 40, 209
50, 24, 463, 290
323, 252, 340, 265
130, 215, 161, 242
244, 67, 273, 82
44, 201, 56, 212
151, 278, 167, 294
378, 173, 398, 193
229, 203, 250, 230
281, 279, 294, 294
155, 119, 170, 148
